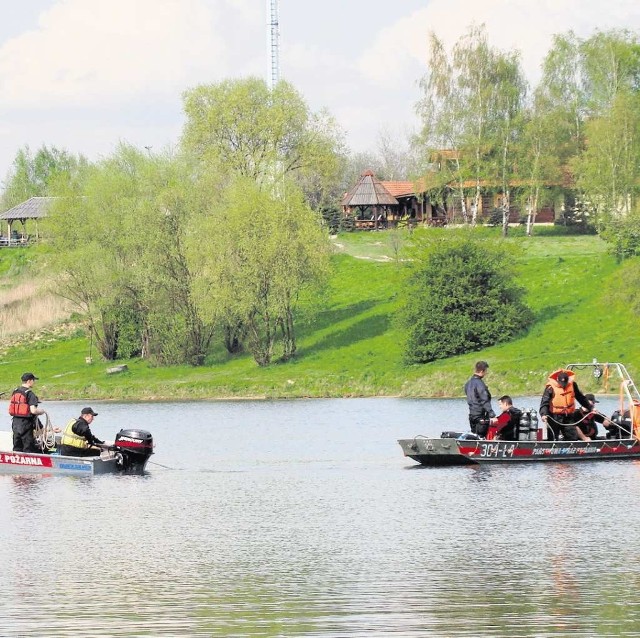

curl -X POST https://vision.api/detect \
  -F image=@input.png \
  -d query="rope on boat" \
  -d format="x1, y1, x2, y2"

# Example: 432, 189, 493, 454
34, 411, 57, 451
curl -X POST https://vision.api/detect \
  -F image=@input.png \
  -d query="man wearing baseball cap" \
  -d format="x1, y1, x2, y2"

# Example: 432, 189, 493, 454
576, 393, 614, 439
540, 368, 592, 440
59, 407, 105, 457
9, 372, 45, 452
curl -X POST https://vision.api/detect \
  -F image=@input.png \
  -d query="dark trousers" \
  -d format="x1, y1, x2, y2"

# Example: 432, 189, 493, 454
12, 420, 40, 453
469, 415, 489, 437
547, 414, 580, 441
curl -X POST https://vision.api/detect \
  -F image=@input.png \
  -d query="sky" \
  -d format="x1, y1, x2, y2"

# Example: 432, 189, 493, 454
1, 0, 640, 188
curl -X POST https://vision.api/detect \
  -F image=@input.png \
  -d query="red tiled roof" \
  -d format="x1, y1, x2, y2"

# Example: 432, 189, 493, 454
381, 181, 415, 197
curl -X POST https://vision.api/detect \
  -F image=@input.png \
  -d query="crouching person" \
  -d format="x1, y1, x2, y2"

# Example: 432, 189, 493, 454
488, 396, 522, 440
59, 407, 104, 457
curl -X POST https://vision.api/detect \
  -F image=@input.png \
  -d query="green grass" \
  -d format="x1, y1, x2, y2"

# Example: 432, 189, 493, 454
0, 229, 637, 400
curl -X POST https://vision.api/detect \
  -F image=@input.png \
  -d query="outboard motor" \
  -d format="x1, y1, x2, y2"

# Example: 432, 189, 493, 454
113, 429, 154, 473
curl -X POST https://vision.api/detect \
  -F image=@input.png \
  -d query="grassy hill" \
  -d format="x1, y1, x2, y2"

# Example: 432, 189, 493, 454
0, 228, 637, 401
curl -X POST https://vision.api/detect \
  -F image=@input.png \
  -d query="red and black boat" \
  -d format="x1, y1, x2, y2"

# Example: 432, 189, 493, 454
399, 361, 640, 466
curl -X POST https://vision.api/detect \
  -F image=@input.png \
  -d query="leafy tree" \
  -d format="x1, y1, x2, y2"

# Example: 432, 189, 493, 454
417, 26, 526, 226
517, 89, 566, 236
192, 177, 330, 366
490, 51, 527, 236
1, 145, 87, 209
180, 77, 345, 208
580, 30, 640, 116
538, 30, 640, 227
575, 90, 640, 224
600, 208, 640, 260
536, 32, 586, 162
46, 145, 215, 364
400, 236, 533, 363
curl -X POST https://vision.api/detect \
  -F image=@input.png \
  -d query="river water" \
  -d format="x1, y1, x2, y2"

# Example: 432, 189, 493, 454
1, 396, 640, 637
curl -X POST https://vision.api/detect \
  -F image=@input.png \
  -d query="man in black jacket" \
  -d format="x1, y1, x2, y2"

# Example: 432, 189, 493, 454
464, 361, 495, 437
59, 407, 105, 457
10, 372, 45, 453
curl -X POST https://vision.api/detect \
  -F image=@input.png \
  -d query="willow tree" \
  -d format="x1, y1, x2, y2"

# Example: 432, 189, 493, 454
46, 145, 215, 365
192, 177, 330, 366
181, 77, 341, 355
181, 77, 345, 207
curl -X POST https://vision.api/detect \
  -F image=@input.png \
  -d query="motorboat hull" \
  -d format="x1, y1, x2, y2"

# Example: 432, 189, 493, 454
1, 449, 128, 475
398, 437, 640, 466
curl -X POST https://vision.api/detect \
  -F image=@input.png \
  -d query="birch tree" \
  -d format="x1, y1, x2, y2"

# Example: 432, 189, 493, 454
491, 52, 527, 236
417, 26, 525, 227
417, 32, 469, 223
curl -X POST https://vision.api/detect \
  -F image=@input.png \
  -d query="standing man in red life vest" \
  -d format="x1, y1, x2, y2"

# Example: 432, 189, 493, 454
539, 369, 592, 441
9, 372, 45, 453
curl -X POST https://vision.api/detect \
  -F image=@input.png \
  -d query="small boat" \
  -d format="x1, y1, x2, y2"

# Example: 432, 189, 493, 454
0, 428, 154, 476
399, 361, 640, 466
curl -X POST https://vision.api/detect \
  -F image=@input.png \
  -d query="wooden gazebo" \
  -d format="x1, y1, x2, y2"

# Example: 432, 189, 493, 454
0, 196, 54, 245
341, 170, 398, 229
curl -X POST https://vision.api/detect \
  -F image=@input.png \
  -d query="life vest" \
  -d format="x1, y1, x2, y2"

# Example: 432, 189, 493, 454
61, 419, 89, 449
632, 400, 640, 440
546, 369, 576, 415
8, 387, 31, 417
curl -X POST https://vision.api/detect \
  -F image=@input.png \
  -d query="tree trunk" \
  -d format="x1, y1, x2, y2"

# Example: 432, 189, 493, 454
223, 322, 244, 354
501, 189, 510, 238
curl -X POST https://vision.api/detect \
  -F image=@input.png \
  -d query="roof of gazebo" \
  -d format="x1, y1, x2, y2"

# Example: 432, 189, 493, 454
341, 171, 399, 207
0, 196, 56, 220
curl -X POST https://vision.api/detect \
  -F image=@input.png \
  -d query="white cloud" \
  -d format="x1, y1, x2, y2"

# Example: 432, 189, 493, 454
0, 0, 228, 108
1, 0, 640, 181
357, 0, 640, 89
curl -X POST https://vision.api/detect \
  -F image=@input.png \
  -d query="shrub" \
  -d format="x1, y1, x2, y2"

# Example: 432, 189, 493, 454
400, 236, 534, 363
600, 210, 640, 261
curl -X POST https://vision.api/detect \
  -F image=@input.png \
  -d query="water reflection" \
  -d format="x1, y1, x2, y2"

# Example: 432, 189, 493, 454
1, 397, 640, 636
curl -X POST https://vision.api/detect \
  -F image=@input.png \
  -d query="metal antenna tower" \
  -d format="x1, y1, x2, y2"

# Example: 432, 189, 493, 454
267, 0, 280, 89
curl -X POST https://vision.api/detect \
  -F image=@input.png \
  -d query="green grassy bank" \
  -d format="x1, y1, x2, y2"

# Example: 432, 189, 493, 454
0, 229, 637, 401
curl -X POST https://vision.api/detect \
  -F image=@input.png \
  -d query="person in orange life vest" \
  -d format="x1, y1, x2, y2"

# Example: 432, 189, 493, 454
488, 396, 521, 440
539, 369, 592, 441
9, 372, 45, 453
575, 393, 614, 439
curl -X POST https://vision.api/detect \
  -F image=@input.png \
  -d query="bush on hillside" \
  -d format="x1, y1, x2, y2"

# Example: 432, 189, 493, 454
400, 237, 534, 363
600, 210, 640, 261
